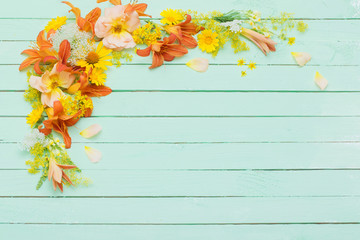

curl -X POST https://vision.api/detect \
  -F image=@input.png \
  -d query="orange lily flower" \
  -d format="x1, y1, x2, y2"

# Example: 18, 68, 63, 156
19, 30, 57, 74
48, 156, 77, 192
241, 28, 277, 55
67, 71, 112, 98
62, 1, 101, 35
136, 34, 188, 69
97, 0, 151, 17
39, 101, 82, 149
164, 14, 203, 49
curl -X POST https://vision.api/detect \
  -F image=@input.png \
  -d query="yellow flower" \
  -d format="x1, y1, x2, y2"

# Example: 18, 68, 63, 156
288, 37, 296, 45
248, 62, 256, 70
45, 16, 67, 32
198, 30, 219, 53
77, 41, 113, 72
237, 59, 246, 66
160, 9, 184, 25
241, 71, 247, 77
26, 106, 44, 128
89, 68, 107, 86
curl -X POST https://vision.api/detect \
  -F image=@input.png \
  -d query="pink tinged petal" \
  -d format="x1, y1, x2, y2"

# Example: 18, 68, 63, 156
291, 52, 311, 66
104, 5, 126, 20
80, 124, 102, 138
85, 146, 102, 163
59, 71, 75, 89
314, 71, 328, 90
49, 158, 62, 183
29, 75, 48, 93
125, 11, 140, 32
50, 64, 59, 76
103, 32, 136, 50
41, 89, 64, 107
186, 58, 209, 72
95, 16, 112, 38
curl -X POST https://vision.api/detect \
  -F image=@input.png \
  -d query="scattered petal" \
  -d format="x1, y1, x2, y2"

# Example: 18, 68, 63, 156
186, 58, 209, 72
85, 146, 102, 163
80, 124, 102, 138
291, 52, 311, 66
314, 71, 328, 90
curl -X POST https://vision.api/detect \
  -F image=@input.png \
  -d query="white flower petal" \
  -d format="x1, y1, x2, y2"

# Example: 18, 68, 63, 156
186, 58, 209, 72
80, 124, 102, 139
291, 52, 311, 66
314, 71, 328, 90
85, 146, 102, 163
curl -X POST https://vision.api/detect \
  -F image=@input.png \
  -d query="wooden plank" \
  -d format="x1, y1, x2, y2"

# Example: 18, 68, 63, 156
3, 142, 360, 170
2, 19, 360, 41
6, 40, 360, 65
1, 170, 360, 197
3, 92, 360, 117
3, 65, 360, 91
2, 117, 360, 143
1, 197, 360, 223
1, 224, 360, 240
0, 0, 358, 19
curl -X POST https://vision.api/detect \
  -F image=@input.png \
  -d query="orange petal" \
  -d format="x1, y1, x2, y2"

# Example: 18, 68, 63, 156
149, 52, 164, 69
137, 47, 151, 57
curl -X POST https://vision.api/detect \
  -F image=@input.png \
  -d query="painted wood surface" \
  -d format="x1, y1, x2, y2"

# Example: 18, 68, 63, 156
1, 0, 360, 239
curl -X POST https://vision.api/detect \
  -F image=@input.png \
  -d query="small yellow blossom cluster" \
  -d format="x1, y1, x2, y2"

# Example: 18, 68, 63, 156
60, 91, 93, 117
111, 51, 133, 68
237, 58, 256, 77
133, 22, 163, 46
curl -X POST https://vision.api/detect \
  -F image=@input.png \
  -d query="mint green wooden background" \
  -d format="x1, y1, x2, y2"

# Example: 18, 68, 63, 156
1, 0, 360, 239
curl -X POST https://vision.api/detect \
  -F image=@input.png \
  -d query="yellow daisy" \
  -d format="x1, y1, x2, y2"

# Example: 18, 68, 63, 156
26, 106, 44, 128
288, 37, 296, 45
241, 71, 247, 77
89, 68, 107, 86
77, 42, 113, 72
197, 30, 219, 53
160, 9, 184, 25
248, 62, 256, 70
45, 16, 67, 32
237, 59, 246, 66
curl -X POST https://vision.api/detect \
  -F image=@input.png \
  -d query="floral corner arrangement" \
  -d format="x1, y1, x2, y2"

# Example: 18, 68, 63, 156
19, 0, 307, 192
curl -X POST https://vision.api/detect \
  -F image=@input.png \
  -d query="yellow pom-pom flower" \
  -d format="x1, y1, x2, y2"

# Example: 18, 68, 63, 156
197, 29, 219, 53
160, 9, 184, 25
45, 16, 67, 32
89, 68, 107, 86
26, 106, 44, 128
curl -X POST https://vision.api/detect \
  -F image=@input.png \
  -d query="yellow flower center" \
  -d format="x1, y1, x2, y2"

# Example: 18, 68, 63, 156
112, 23, 123, 34
166, 16, 175, 23
86, 52, 100, 65
204, 36, 213, 45
49, 75, 61, 90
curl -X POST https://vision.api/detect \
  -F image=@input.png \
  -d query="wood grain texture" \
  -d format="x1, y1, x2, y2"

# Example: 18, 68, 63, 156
1, 0, 359, 238
2, 224, 360, 240
2, 197, 360, 223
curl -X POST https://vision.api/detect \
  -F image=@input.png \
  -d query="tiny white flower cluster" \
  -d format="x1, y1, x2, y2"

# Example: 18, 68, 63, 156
50, 23, 93, 65
19, 129, 48, 151
220, 20, 243, 33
